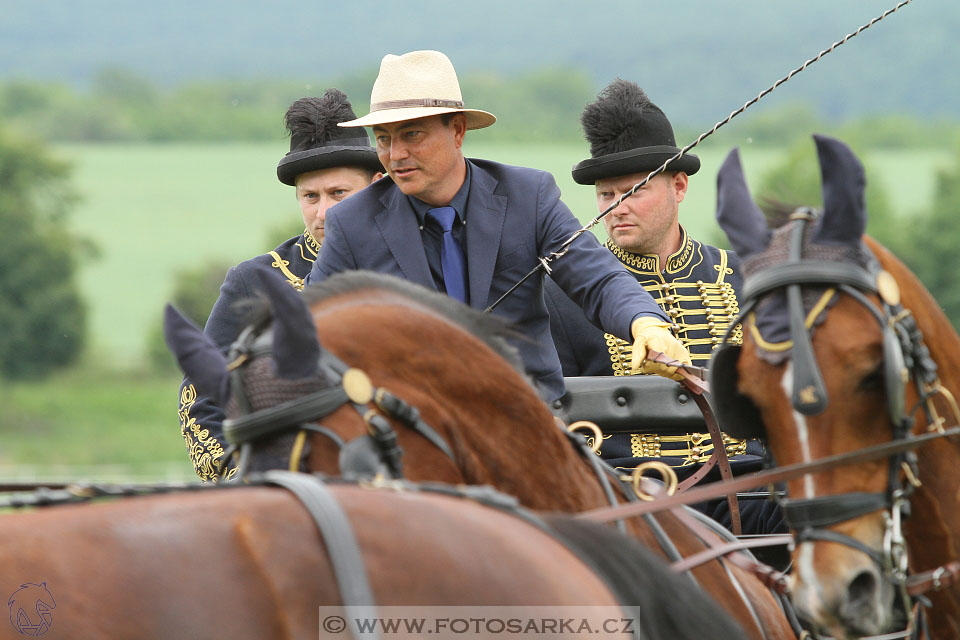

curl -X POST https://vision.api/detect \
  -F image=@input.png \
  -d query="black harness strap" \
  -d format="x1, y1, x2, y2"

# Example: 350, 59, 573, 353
374, 388, 456, 461
784, 211, 830, 416
223, 387, 350, 444
793, 528, 887, 568
741, 260, 878, 300
262, 471, 379, 640
781, 492, 889, 529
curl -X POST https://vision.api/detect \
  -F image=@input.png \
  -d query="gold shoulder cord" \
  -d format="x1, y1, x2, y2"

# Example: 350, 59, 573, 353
268, 250, 305, 291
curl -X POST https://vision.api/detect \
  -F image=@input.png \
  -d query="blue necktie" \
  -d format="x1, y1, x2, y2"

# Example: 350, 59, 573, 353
426, 206, 468, 303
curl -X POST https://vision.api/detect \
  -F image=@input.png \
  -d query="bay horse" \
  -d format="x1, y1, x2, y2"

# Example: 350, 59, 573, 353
166, 267, 797, 639
709, 134, 960, 638
0, 474, 744, 640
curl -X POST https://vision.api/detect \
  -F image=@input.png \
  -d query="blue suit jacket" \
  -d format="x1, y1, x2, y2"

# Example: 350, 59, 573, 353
308, 158, 667, 400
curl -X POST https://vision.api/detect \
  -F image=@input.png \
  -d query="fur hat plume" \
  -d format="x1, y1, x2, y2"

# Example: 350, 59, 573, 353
276, 89, 383, 185
572, 79, 698, 185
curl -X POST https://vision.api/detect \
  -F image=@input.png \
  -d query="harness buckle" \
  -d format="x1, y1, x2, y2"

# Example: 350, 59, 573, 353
931, 566, 948, 591
630, 462, 678, 502
883, 494, 910, 582
900, 461, 922, 489
788, 206, 818, 222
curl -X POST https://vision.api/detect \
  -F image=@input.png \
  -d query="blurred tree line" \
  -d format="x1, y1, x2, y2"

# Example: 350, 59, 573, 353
0, 67, 596, 144
5, 65, 960, 380
0, 129, 88, 378
3, 68, 960, 147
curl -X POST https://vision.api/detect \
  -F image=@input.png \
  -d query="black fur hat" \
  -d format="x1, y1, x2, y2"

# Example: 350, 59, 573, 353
276, 89, 383, 186
571, 79, 699, 185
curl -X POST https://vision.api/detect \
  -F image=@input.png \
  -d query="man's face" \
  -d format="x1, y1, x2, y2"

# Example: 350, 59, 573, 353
597, 171, 688, 255
296, 166, 380, 243
373, 114, 467, 206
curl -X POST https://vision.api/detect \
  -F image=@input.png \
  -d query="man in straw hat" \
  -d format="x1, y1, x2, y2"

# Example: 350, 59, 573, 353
543, 80, 782, 534
178, 89, 382, 481
307, 50, 691, 402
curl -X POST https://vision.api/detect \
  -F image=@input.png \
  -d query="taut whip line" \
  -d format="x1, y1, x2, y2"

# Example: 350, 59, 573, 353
486, 0, 914, 312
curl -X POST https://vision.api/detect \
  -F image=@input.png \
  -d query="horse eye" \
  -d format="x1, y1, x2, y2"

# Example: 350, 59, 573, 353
858, 365, 884, 392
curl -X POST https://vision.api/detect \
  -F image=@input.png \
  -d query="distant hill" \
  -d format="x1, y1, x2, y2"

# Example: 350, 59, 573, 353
3, 0, 958, 124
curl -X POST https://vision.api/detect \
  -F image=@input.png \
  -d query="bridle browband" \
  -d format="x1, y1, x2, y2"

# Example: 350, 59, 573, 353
217, 322, 455, 482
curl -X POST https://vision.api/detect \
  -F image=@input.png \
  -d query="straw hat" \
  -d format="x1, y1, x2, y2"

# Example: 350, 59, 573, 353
339, 50, 496, 130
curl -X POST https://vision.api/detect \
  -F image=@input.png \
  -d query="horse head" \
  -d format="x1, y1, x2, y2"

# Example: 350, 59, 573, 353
164, 267, 607, 508
165, 266, 419, 480
709, 135, 939, 636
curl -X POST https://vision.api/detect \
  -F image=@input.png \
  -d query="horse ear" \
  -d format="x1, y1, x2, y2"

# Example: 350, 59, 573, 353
813, 134, 867, 244
716, 147, 770, 257
258, 271, 321, 379
163, 304, 230, 406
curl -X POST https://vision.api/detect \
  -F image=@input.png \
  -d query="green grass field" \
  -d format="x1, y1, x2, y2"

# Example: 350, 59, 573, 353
1, 140, 953, 480
0, 364, 194, 479
59, 140, 954, 366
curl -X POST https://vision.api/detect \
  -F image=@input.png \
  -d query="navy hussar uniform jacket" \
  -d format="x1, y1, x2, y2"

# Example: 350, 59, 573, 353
178, 231, 319, 481
546, 227, 743, 378
544, 228, 762, 471
544, 227, 782, 533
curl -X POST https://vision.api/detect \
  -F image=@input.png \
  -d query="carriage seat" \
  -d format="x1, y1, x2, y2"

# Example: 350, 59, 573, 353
552, 376, 750, 473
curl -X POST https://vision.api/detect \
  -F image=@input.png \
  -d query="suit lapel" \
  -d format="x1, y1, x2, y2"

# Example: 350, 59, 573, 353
375, 188, 436, 290
464, 163, 507, 308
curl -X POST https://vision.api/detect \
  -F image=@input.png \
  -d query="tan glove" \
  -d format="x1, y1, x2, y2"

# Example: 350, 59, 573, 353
630, 317, 692, 381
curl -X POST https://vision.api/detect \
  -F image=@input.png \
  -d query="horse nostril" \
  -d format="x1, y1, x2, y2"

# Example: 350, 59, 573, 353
843, 569, 878, 618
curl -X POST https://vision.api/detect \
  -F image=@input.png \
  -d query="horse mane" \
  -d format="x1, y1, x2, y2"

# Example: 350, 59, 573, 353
302, 270, 529, 374
865, 236, 960, 380
758, 197, 806, 229
542, 515, 745, 640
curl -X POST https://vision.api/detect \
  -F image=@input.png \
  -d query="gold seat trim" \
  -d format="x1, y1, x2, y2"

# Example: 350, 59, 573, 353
621, 432, 748, 467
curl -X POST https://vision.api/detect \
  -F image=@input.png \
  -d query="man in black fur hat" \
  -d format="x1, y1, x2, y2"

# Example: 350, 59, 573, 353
178, 89, 382, 481
545, 80, 783, 534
